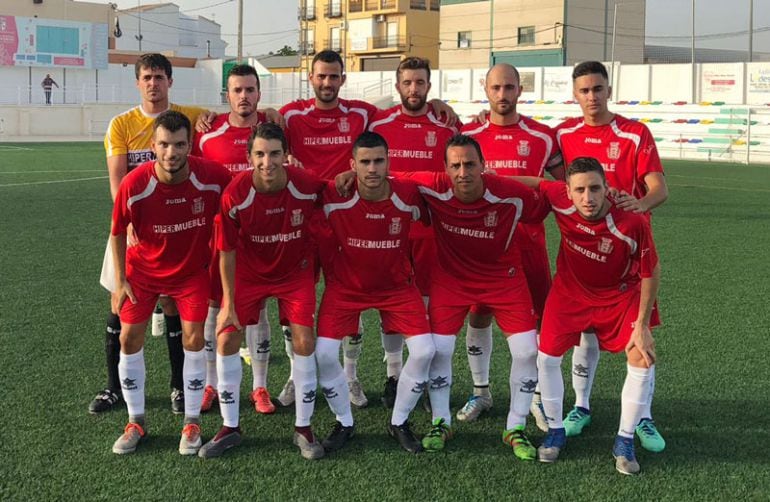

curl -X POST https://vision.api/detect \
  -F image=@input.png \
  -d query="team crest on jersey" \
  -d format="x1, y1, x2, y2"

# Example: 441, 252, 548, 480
338, 117, 350, 133
291, 209, 304, 227
517, 140, 531, 157
389, 217, 402, 235
484, 210, 498, 228
425, 131, 437, 147
598, 237, 614, 254
192, 197, 204, 214
607, 142, 621, 160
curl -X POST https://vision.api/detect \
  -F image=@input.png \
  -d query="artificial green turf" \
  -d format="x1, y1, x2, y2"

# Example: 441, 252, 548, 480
1, 144, 769, 500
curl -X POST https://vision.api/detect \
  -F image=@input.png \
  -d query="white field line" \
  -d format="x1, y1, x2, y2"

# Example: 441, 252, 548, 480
0, 176, 108, 187
0, 169, 103, 174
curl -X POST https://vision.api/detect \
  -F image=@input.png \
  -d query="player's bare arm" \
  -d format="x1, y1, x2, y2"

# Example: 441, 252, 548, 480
626, 262, 661, 367
107, 155, 128, 202
109, 232, 135, 313
216, 248, 242, 335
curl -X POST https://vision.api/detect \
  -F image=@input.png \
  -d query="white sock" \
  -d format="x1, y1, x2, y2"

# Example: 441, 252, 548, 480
428, 334, 456, 426
537, 351, 565, 429
343, 332, 363, 383
183, 348, 206, 419
292, 354, 317, 427
382, 332, 404, 379
204, 306, 219, 389
282, 325, 295, 380
506, 330, 538, 429
572, 331, 600, 410
466, 324, 493, 389
316, 337, 353, 427
641, 365, 655, 420
392, 334, 435, 425
217, 353, 242, 428
119, 349, 146, 420
619, 364, 653, 438
248, 311, 271, 389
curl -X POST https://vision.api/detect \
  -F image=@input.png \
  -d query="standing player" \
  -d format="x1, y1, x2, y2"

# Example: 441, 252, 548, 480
457, 63, 562, 424
198, 124, 326, 459
110, 111, 232, 455
191, 64, 275, 416
367, 56, 457, 407
317, 132, 434, 455
90, 53, 207, 415
555, 61, 668, 452
529, 157, 660, 475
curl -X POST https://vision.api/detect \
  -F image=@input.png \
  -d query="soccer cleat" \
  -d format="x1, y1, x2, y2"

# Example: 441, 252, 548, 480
198, 427, 242, 458
613, 435, 640, 475
456, 394, 493, 422
322, 421, 355, 453
564, 406, 592, 437
387, 421, 423, 454
179, 423, 202, 455
170, 388, 185, 415
530, 392, 549, 432
348, 380, 368, 408
422, 418, 453, 452
112, 423, 145, 454
239, 346, 251, 366
89, 388, 123, 414
636, 418, 666, 453
381, 377, 398, 409
151, 307, 165, 337
293, 429, 325, 460
537, 427, 566, 463
277, 379, 295, 407
201, 385, 218, 413
250, 387, 276, 414
502, 425, 537, 461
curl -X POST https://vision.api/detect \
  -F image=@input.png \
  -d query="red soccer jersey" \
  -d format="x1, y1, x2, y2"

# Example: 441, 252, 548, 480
219, 166, 325, 283
539, 180, 659, 306
112, 156, 232, 285
368, 106, 458, 173
408, 172, 547, 287
192, 112, 266, 175
322, 178, 428, 292
280, 98, 378, 180
463, 116, 562, 251
555, 114, 664, 200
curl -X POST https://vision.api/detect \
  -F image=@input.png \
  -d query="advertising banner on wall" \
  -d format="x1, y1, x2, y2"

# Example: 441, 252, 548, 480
0, 14, 108, 69
700, 63, 743, 103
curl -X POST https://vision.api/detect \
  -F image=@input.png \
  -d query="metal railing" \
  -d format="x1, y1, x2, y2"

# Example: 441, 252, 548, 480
325, 2, 342, 17
410, 0, 426, 9
371, 36, 407, 50
323, 39, 343, 53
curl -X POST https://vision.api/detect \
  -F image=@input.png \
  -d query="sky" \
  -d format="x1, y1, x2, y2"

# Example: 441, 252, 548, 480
101, 0, 769, 57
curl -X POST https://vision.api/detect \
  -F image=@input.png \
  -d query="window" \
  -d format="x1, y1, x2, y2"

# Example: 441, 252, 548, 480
518, 26, 535, 46
457, 31, 471, 49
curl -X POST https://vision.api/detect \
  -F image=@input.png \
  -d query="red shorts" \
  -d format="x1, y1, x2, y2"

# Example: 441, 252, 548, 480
411, 236, 436, 297
309, 211, 337, 282
223, 266, 316, 333
429, 268, 536, 335
317, 282, 430, 339
539, 283, 661, 357
120, 271, 209, 324
209, 217, 223, 304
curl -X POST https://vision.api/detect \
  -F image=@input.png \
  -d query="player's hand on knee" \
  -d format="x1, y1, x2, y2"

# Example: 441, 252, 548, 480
216, 305, 242, 335
195, 111, 217, 133
112, 281, 136, 313
626, 323, 656, 367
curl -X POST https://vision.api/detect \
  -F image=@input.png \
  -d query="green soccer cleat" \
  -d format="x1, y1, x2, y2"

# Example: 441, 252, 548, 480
636, 418, 666, 452
564, 406, 592, 437
422, 418, 453, 452
502, 426, 536, 461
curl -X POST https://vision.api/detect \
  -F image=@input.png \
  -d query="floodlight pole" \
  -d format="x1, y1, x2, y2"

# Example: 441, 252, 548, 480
749, 0, 754, 62
610, 3, 618, 85
691, 0, 696, 103
237, 0, 243, 62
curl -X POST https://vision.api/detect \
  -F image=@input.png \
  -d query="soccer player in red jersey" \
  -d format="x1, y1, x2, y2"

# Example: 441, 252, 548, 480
367, 57, 457, 409
316, 132, 434, 454
197, 124, 327, 460
555, 61, 668, 451
527, 157, 660, 475
458, 64, 563, 425
110, 111, 232, 456
191, 64, 275, 416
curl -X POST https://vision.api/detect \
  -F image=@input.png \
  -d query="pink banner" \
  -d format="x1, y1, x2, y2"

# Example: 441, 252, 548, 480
0, 16, 19, 66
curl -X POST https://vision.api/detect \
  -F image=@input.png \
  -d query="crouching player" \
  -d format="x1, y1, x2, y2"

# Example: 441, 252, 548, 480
532, 157, 660, 475
110, 111, 232, 455
317, 132, 435, 454
199, 123, 327, 460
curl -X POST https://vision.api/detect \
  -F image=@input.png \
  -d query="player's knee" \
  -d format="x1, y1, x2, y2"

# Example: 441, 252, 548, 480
431, 334, 456, 359
405, 335, 436, 366
507, 330, 539, 361
468, 311, 493, 329
291, 326, 315, 356
217, 332, 242, 356
182, 328, 205, 351
626, 346, 650, 369
537, 350, 563, 370
578, 331, 599, 352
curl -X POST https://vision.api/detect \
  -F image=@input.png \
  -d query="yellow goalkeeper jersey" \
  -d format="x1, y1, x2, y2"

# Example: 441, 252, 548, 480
104, 103, 204, 171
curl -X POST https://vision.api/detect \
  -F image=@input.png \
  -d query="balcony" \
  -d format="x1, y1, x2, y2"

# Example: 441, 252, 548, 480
410, 0, 426, 9
323, 39, 343, 53
326, 2, 343, 17
299, 41, 316, 55
350, 0, 363, 12
382, 0, 396, 8
349, 35, 407, 52
365, 0, 379, 9
299, 7, 316, 20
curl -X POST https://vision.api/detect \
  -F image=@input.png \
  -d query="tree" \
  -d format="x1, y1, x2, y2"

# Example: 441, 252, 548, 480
276, 45, 298, 56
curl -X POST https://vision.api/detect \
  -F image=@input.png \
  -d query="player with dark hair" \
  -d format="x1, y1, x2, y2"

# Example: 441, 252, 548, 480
367, 56, 457, 408
555, 60, 668, 453
515, 157, 660, 475
110, 110, 232, 455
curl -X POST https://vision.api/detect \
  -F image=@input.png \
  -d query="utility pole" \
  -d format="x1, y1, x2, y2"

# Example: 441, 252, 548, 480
237, 0, 243, 62
749, 0, 754, 62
